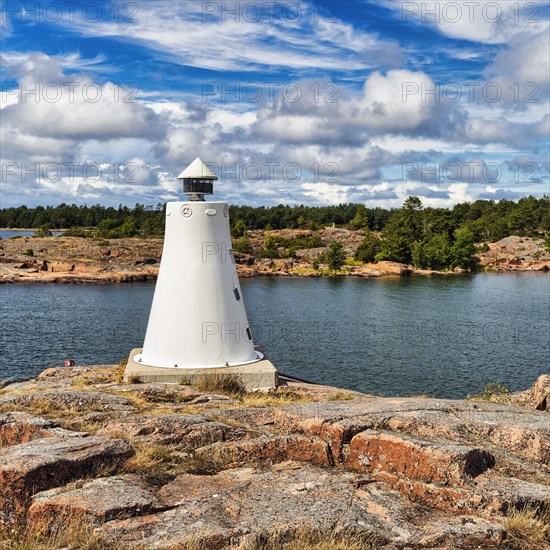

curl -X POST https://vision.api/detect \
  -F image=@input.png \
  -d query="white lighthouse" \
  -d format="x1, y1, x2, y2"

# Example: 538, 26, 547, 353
125, 158, 277, 389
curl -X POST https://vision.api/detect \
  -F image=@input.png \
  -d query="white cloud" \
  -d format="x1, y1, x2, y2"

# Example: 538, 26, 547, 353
3, 84, 160, 140
1, 51, 111, 79
1, 37, 548, 208
253, 70, 453, 146
56, 0, 401, 74
395, 0, 549, 44
484, 31, 550, 97
360, 70, 437, 131
1, 52, 164, 161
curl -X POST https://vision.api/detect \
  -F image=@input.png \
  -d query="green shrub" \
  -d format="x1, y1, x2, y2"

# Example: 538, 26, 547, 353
451, 228, 478, 270
64, 228, 93, 238
286, 235, 323, 257
33, 224, 52, 238
354, 231, 382, 263
325, 241, 346, 272
470, 381, 511, 403
411, 233, 452, 270
231, 219, 247, 238
233, 236, 252, 254
260, 234, 324, 258
261, 236, 280, 258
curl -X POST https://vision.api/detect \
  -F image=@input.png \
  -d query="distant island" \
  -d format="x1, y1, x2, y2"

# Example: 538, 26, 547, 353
1, 196, 549, 283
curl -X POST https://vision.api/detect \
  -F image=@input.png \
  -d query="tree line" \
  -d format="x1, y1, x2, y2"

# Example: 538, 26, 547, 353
1, 196, 549, 239
0, 203, 166, 238
1, 197, 549, 269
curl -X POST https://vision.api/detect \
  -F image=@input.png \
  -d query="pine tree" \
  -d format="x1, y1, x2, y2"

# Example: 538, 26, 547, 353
325, 241, 346, 272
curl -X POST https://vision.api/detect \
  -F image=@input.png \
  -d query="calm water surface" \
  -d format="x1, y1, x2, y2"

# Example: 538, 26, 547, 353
1, 274, 548, 398
0, 230, 63, 239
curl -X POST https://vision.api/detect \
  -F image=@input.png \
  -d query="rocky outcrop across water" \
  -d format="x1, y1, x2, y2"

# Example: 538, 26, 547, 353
1, 232, 548, 284
0, 365, 548, 548
478, 236, 550, 272
0, 236, 162, 283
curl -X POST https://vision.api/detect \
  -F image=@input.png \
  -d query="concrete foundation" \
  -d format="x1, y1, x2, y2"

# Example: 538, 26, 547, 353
124, 348, 279, 390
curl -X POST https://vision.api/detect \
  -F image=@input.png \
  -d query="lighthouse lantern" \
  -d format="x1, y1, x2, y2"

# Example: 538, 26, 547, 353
178, 157, 217, 200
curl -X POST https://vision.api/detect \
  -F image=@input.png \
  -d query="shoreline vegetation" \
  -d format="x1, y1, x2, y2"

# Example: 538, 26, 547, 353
0, 230, 548, 285
1, 196, 549, 283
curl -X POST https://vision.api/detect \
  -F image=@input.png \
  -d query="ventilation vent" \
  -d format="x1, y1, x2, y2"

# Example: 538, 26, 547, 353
245, 326, 252, 341
233, 287, 241, 301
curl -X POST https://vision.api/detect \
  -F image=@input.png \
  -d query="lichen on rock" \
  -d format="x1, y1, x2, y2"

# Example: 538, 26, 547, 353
0, 367, 548, 549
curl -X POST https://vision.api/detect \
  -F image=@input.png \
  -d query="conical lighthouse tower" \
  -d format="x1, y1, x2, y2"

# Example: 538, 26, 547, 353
125, 158, 277, 389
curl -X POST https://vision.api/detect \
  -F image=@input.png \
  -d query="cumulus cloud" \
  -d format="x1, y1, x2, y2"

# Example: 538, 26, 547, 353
4, 54, 546, 208
479, 31, 550, 110
461, 114, 550, 148
395, 0, 549, 44
392, 181, 474, 207
1, 53, 162, 143
487, 31, 550, 87
399, 155, 548, 191
360, 70, 443, 132
252, 68, 549, 155
253, 70, 459, 147
0, 52, 169, 205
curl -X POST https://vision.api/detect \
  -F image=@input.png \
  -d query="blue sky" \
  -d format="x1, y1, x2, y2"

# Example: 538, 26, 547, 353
1, 0, 549, 208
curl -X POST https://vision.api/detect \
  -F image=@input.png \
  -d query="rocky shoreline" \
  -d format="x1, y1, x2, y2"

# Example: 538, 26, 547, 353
0, 231, 548, 284
0, 365, 548, 549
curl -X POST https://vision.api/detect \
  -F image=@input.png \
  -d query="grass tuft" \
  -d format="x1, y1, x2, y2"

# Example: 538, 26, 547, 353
119, 436, 224, 477
179, 454, 224, 476
192, 373, 246, 398
329, 391, 355, 401
505, 505, 550, 549
469, 381, 511, 403
0, 514, 121, 550
124, 443, 177, 472
240, 527, 384, 549
115, 358, 127, 382
239, 391, 316, 408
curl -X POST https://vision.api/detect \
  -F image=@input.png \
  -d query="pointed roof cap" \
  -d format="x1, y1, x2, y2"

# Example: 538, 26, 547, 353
178, 157, 218, 180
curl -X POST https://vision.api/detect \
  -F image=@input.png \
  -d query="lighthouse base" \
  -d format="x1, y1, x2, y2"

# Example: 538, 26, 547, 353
123, 348, 278, 391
